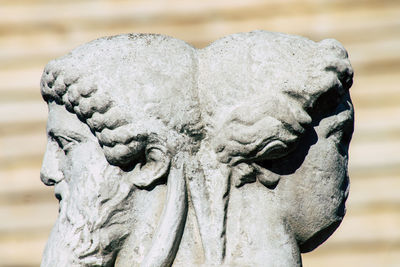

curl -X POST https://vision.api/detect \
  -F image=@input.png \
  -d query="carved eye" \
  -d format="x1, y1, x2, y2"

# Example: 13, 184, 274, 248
53, 135, 77, 154
255, 140, 290, 160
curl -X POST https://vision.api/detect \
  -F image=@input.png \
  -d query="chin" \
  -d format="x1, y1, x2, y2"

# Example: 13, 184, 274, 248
298, 218, 343, 253
42, 219, 123, 267
298, 185, 348, 253
41, 194, 130, 267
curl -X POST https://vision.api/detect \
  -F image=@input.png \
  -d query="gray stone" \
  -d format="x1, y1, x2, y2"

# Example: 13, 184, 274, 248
39, 31, 354, 266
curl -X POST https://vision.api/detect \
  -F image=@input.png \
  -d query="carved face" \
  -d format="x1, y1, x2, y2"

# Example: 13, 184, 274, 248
207, 94, 353, 265
40, 102, 133, 266
211, 95, 353, 262
268, 95, 354, 252
39, 34, 199, 267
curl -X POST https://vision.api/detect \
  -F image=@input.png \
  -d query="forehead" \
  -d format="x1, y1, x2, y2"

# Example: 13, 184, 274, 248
47, 102, 94, 139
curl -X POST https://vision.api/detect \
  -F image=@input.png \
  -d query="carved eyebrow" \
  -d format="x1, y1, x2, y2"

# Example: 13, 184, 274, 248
48, 128, 86, 143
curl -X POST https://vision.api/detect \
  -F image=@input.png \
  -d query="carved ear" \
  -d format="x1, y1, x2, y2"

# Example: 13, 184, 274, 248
129, 144, 171, 189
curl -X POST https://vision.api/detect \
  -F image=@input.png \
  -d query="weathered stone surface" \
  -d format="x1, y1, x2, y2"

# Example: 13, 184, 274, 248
39, 31, 354, 266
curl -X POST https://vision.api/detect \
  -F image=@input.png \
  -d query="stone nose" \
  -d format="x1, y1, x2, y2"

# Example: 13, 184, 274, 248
40, 141, 64, 186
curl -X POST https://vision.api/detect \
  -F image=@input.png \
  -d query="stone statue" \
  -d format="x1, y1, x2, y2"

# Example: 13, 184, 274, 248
39, 31, 354, 266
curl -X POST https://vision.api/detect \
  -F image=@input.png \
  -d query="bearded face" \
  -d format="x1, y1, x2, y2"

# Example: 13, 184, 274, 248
39, 34, 199, 267
41, 103, 134, 266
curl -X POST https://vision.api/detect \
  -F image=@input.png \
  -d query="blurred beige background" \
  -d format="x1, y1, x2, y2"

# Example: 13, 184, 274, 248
0, 0, 399, 266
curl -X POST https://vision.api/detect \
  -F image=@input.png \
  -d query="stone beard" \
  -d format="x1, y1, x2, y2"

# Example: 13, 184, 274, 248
39, 31, 354, 266
41, 103, 135, 266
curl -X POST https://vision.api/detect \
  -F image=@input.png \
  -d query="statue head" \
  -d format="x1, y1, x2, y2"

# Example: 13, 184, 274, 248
40, 31, 354, 267
198, 31, 354, 264
40, 34, 202, 266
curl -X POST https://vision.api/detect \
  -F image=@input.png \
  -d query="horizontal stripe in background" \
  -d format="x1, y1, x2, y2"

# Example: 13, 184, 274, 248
0, 0, 399, 266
